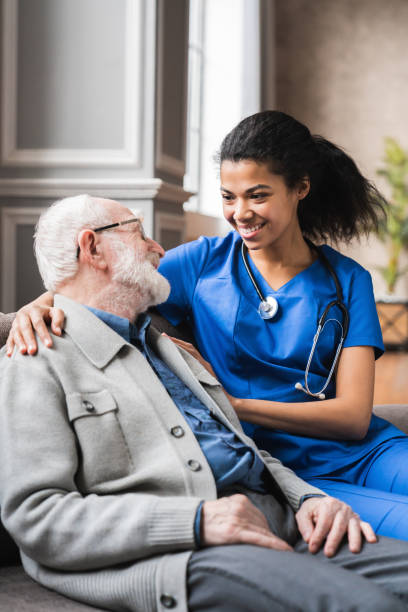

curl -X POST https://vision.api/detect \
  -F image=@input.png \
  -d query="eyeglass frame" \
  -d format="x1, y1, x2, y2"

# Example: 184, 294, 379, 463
76, 217, 145, 258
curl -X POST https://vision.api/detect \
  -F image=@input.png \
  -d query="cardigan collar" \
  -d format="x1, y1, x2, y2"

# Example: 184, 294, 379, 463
54, 294, 130, 369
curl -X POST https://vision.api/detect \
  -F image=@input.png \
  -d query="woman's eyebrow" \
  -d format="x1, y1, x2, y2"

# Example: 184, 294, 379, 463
221, 183, 272, 194
246, 184, 272, 193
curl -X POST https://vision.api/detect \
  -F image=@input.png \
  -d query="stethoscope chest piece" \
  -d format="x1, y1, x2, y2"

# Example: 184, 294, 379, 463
241, 242, 279, 321
258, 296, 279, 320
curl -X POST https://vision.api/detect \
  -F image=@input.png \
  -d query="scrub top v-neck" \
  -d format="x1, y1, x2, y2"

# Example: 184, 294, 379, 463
157, 231, 403, 479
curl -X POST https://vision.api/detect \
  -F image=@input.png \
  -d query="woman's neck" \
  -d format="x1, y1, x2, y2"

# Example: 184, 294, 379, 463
249, 233, 315, 268
247, 235, 317, 292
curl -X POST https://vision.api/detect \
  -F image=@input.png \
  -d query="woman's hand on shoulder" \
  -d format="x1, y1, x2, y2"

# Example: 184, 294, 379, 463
165, 335, 240, 406
7, 292, 65, 356
164, 336, 216, 376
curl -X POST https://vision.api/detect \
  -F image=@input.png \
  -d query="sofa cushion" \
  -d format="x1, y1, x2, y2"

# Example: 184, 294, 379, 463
0, 566, 103, 610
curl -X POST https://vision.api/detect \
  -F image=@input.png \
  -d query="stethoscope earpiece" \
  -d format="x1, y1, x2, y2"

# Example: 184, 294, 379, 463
295, 381, 325, 400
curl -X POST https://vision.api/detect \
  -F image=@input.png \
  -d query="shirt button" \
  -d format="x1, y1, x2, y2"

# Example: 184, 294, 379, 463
188, 460, 201, 472
82, 400, 95, 413
160, 594, 177, 608
171, 426, 184, 438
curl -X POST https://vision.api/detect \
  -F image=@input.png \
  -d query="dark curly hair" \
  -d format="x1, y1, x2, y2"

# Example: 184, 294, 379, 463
219, 110, 386, 243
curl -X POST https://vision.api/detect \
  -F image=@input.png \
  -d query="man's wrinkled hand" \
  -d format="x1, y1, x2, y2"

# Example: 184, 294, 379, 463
6, 293, 64, 356
201, 494, 293, 551
296, 496, 377, 558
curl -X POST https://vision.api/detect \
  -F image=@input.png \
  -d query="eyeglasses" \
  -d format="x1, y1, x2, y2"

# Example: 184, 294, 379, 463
76, 217, 145, 258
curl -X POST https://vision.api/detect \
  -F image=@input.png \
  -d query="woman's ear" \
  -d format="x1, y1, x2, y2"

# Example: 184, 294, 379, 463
297, 176, 310, 200
77, 230, 108, 270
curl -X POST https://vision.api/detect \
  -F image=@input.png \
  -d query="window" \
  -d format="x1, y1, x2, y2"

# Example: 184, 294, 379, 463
185, 0, 260, 217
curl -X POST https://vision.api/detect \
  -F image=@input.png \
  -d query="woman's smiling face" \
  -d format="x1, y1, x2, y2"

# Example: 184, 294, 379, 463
220, 160, 309, 252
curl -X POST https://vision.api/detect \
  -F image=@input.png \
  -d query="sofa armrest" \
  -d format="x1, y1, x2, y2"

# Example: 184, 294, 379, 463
0, 312, 15, 348
373, 404, 408, 434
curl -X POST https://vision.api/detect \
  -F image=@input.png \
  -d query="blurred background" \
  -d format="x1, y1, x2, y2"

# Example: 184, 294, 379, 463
0, 0, 406, 398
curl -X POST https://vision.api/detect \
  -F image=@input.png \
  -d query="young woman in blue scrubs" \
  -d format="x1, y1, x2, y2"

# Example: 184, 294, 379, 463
157, 111, 408, 541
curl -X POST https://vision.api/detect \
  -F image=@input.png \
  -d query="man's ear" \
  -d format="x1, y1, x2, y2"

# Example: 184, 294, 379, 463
297, 176, 310, 200
77, 230, 108, 270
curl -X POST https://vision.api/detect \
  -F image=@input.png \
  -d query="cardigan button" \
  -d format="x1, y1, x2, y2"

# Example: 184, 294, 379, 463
171, 426, 185, 438
160, 594, 177, 608
82, 400, 95, 413
187, 459, 201, 472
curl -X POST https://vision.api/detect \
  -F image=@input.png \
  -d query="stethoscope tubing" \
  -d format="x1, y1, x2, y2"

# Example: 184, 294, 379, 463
240, 239, 350, 399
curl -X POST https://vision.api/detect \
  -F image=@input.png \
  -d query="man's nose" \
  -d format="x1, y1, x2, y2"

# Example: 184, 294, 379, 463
146, 237, 165, 258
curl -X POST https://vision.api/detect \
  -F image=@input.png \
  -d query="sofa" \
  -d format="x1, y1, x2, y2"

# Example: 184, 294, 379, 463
0, 310, 407, 610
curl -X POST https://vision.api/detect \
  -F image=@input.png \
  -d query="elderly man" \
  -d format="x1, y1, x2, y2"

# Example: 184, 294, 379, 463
1, 195, 408, 612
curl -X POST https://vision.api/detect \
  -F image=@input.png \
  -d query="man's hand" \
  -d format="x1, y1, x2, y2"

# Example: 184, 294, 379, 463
6, 292, 64, 356
201, 494, 293, 551
296, 496, 377, 557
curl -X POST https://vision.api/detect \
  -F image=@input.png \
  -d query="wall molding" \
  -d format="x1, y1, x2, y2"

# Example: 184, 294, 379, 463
1, 0, 144, 168
156, 181, 194, 204
0, 178, 162, 199
0, 177, 194, 202
1, 206, 45, 312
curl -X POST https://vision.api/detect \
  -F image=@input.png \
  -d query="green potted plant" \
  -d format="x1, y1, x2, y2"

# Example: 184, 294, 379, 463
375, 137, 408, 349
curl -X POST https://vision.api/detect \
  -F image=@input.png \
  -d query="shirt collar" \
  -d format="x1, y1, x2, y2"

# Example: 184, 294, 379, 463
85, 305, 151, 349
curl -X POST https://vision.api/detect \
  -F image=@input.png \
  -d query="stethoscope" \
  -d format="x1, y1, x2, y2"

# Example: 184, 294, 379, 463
241, 239, 350, 400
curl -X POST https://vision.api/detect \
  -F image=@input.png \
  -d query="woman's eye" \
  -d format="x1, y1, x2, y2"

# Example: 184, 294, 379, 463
251, 193, 267, 200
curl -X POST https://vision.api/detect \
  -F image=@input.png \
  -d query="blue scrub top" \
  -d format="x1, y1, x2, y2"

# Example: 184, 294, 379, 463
158, 231, 404, 479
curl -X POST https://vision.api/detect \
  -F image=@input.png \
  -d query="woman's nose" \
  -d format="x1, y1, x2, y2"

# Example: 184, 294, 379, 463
233, 199, 253, 222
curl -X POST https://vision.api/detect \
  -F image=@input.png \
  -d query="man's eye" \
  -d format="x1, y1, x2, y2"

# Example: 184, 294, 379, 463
221, 194, 234, 202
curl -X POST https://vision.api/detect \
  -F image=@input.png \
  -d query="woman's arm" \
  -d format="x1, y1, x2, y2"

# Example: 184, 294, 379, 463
231, 346, 375, 440
168, 340, 375, 441
6, 292, 65, 356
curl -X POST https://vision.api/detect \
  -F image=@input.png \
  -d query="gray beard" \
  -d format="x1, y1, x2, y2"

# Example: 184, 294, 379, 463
107, 238, 171, 317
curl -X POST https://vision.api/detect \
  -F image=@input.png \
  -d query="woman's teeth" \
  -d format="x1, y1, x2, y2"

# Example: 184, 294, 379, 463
240, 223, 264, 235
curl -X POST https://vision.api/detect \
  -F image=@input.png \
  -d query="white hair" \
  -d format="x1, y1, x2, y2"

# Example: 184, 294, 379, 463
34, 194, 115, 292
